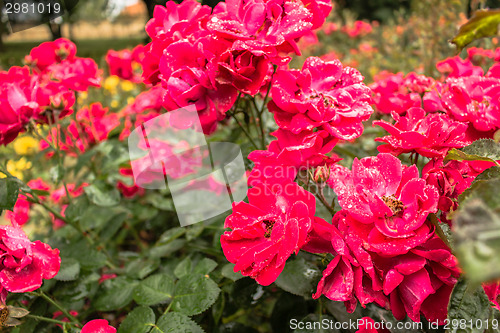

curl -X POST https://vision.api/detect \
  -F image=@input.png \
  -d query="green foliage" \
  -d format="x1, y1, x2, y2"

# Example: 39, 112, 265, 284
445, 139, 500, 164
447, 279, 498, 333
117, 306, 155, 333
152, 312, 204, 333
452, 9, 500, 51
0, 177, 20, 211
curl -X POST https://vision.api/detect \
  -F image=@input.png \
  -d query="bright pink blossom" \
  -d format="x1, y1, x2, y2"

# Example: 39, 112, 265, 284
47, 58, 102, 92
484, 282, 500, 311
81, 319, 116, 333
207, 0, 314, 56
369, 71, 438, 115
436, 56, 484, 78
221, 181, 319, 285
269, 57, 373, 141
105, 45, 145, 82
441, 76, 500, 133
25, 38, 77, 72
374, 107, 470, 158
216, 46, 271, 95
0, 225, 60, 293
5, 195, 30, 226
0, 67, 39, 145
372, 234, 459, 323
327, 153, 439, 256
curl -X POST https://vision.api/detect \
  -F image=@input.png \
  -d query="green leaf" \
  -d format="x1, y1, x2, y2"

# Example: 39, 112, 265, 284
474, 166, 500, 183
193, 258, 217, 275
172, 274, 221, 316
221, 263, 244, 281
126, 258, 160, 280
448, 279, 492, 332
174, 257, 192, 279
118, 306, 155, 333
145, 193, 175, 211
0, 178, 20, 211
94, 277, 138, 311
59, 239, 107, 269
275, 258, 321, 297
84, 181, 121, 207
151, 312, 204, 333
54, 257, 80, 281
445, 139, 500, 164
133, 274, 175, 306
452, 9, 500, 52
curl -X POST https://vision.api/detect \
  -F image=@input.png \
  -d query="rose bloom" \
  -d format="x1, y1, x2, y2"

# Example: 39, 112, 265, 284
374, 107, 470, 158
25, 38, 77, 72
436, 56, 484, 78
81, 319, 116, 333
269, 57, 373, 141
0, 225, 61, 293
369, 71, 422, 115
216, 46, 271, 96
0, 67, 39, 146
327, 153, 439, 256
372, 234, 459, 323
221, 181, 322, 285
441, 76, 500, 134
5, 195, 31, 226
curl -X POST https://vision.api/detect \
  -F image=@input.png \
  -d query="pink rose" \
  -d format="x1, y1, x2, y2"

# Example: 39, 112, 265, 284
0, 225, 61, 293
81, 319, 116, 333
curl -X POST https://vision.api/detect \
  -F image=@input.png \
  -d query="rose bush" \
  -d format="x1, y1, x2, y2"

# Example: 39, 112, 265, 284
1, 0, 500, 332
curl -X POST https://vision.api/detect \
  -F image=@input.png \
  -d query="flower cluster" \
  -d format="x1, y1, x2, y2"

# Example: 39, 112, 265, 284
1, 38, 101, 146
143, 0, 332, 134
105, 45, 145, 83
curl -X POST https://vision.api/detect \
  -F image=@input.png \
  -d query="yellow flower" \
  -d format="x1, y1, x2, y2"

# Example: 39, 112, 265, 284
6, 158, 32, 180
121, 80, 135, 92
111, 100, 120, 108
127, 97, 135, 105
13, 136, 38, 155
104, 75, 120, 92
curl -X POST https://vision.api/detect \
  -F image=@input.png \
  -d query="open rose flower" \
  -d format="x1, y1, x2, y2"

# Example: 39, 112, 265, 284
304, 216, 387, 312
81, 319, 116, 333
327, 153, 439, 256
0, 225, 60, 293
372, 234, 459, 323
25, 38, 77, 72
269, 57, 373, 141
207, 0, 314, 56
221, 181, 320, 285
0, 67, 39, 146
441, 76, 500, 134
436, 56, 484, 78
374, 107, 470, 158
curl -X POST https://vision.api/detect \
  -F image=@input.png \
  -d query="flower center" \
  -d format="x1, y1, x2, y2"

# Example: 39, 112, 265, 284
381, 195, 405, 216
263, 220, 275, 238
